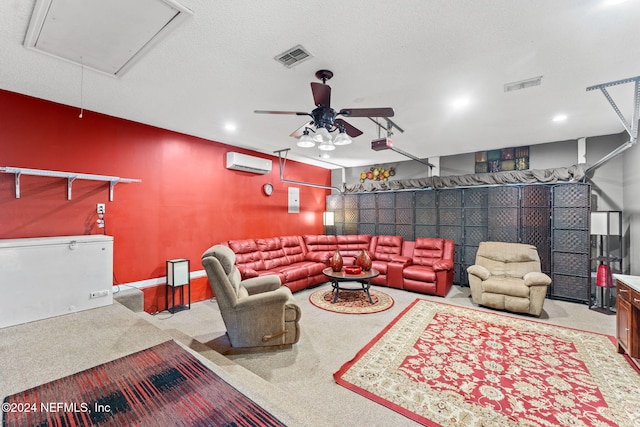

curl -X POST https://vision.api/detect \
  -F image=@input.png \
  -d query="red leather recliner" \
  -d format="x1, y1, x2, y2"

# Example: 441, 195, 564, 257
369, 235, 404, 287
401, 237, 455, 297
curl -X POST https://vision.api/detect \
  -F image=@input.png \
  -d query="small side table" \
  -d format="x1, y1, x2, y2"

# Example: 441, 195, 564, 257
166, 258, 190, 313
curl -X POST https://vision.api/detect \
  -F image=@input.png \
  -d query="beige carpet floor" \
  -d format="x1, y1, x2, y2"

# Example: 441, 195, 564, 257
142, 284, 619, 427
0, 301, 328, 427
0, 284, 619, 426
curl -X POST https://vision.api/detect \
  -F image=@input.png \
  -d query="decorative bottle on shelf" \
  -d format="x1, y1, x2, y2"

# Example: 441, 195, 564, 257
330, 249, 343, 272
355, 250, 372, 271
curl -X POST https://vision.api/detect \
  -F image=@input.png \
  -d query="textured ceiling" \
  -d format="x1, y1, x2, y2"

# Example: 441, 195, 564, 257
1, 0, 639, 169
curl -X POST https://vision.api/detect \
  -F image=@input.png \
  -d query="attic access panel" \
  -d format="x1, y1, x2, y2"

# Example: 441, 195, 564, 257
24, 0, 192, 77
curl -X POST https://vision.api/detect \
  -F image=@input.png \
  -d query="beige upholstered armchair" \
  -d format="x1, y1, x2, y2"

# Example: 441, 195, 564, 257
201, 244, 301, 352
467, 242, 552, 317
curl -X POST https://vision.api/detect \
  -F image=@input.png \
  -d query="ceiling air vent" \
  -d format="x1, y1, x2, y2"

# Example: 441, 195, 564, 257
504, 76, 543, 93
274, 45, 313, 68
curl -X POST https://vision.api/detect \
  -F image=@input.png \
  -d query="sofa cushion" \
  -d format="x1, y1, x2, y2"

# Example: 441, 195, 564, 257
280, 235, 305, 264
411, 237, 445, 267
481, 293, 531, 314
303, 235, 338, 252
403, 265, 436, 282
482, 276, 530, 298
476, 242, 541, 278
336, 234, 371, 257
275, 261, 327, 283
256, 237, 289, 270
228, 239, 266, 271
370, 235, 403, 261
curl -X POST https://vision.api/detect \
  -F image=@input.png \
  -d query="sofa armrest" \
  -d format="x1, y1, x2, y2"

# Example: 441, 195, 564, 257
241, 274, 282, 295
305, 251, 331, 263
390, 255, 412, 265
467, 264, 490, 281
523, 271, 552, 287
433, 260, 453, 271
233, 287, 292, 318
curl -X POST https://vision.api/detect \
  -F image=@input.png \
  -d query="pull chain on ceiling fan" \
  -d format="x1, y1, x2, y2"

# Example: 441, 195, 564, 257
255, 69, 395, 151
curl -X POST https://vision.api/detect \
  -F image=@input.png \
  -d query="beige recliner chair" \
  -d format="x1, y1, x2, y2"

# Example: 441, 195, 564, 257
201, 244, 301, 352
467, 241, 552, 317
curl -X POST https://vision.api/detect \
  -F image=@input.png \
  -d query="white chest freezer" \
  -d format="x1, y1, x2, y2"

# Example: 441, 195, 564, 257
0, 235, 113, 329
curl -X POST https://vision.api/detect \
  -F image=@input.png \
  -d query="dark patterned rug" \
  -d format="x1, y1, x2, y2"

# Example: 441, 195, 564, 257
2, 340, 285, 427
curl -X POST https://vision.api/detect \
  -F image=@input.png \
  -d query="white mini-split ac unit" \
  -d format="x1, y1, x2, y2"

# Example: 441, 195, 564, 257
226, 152, 272, 174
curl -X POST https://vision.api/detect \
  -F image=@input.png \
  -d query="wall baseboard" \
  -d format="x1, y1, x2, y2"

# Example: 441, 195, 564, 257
115, 270, 207, 291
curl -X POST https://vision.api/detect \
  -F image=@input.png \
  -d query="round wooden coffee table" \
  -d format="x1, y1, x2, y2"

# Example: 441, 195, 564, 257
322, 267, 380, 304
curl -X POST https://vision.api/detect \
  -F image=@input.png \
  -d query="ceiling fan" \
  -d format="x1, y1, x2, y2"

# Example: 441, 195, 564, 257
254, 69, 395, 150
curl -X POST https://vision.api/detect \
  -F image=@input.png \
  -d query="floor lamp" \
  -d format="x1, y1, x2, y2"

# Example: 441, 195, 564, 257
590, 211, 618, 314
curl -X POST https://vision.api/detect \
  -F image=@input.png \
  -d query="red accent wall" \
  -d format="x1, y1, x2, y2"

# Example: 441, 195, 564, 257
0, 89, 330, 312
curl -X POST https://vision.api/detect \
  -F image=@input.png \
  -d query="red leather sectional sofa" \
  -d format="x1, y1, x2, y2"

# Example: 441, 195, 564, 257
222, 234, 455, 297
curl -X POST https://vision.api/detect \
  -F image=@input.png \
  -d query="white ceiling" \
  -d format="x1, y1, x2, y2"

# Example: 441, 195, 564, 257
1, 0, 639, 169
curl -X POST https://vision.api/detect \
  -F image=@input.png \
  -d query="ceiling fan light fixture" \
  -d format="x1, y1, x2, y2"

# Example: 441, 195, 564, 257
297, 130, 315, 148
318, 140, 336, 151
333, 132, 352, 146
255, 70, 394, 152
313, 127, 331, 143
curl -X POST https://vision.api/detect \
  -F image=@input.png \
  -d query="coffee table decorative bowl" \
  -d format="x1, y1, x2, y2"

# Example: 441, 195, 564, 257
344, 266, 362, 275
322, 267, 380, 304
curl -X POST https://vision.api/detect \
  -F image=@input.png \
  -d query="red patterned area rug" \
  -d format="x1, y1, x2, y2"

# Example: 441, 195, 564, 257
3, 340, 285, 427
334, 299, 640, 426
309, 287, 394, 314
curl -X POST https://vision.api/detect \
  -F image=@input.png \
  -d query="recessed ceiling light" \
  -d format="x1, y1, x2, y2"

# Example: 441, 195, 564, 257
224, 123, 237, 132
552, 114, 568, 122
451, 97, 470, 109
602, 0, 629, 6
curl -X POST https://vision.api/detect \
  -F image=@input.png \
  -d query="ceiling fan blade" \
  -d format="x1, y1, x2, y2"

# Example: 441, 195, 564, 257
289, 121, 314, 138
338, 107, 395, 118
335, 119, 363, 138
311, 82, 331, 107
254, 110, 310, 116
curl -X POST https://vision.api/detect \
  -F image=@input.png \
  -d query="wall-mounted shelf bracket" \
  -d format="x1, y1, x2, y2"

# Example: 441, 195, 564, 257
586, 75, 640, 144
585, 76, 639, 175
0, 166, 141, 201
273, 149, 342, 193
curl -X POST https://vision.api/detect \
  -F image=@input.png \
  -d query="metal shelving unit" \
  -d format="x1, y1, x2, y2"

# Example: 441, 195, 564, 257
0, 166, 141, 201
